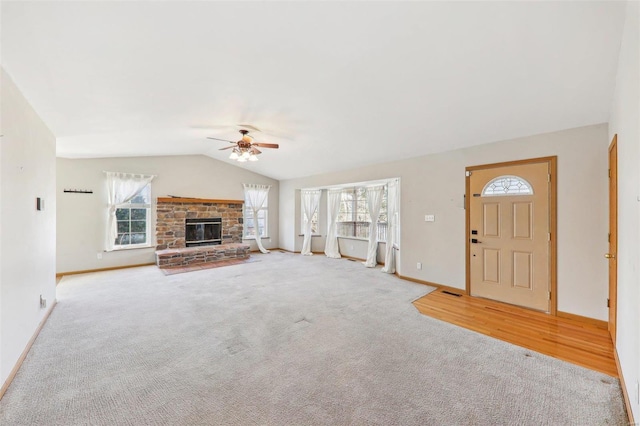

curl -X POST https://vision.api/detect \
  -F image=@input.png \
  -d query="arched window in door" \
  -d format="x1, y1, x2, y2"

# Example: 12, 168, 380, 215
482, 175, 533, 196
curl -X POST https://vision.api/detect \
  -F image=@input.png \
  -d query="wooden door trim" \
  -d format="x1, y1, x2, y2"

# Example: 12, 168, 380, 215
608, 135, 617, 343
465, 156, 558, 315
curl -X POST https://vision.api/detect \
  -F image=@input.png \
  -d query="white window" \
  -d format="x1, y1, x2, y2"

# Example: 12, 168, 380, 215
336, 185, 387, 241
244, 198, 268, 239
114, 184, 152, 248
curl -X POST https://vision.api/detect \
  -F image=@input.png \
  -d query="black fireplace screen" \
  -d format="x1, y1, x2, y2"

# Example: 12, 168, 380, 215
185, 217, 222, 247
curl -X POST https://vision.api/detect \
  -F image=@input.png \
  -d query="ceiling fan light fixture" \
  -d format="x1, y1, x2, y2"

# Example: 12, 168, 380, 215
210, 128, 279, 164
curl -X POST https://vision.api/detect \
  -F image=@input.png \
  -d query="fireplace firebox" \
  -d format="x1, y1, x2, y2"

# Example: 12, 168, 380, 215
185, 217, 222, 247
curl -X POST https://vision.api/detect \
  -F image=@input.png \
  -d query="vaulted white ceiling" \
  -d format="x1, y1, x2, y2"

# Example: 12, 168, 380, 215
1, 1, 627, 180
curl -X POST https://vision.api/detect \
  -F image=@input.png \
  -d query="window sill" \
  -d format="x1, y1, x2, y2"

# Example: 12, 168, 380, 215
298, 234, 322, 237
337, 236, 387, 243
110, 244, 155, 252
243, 236, 271, 241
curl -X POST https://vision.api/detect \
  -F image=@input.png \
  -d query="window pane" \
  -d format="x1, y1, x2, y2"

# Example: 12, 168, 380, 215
482, 175, 533, 196
117, 221, 130, 233
256, 212, 266, 235
131, 220, 146, 232
130, 233, 146, 244
377, 222, 388, 242
131, 208, 147, 220
116, 208, 129, 220
244, 208, 253, 236
379, 189, 388, 223
338, 189, 354, 222
337, 222, 353, 237
355, 222, 370, 239
356, 201, 369, 221
116, 233, 130, 245
311, 210, 318, 234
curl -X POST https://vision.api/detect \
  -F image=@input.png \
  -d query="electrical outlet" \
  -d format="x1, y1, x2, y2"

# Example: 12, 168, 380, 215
97, 252, 102, 260
417, 262, 422, 270
425, 214, 435, 222
40, 295, 46, 309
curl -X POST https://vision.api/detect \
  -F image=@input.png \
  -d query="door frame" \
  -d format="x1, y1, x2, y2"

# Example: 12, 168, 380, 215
608, 135, 617, 343
465, 156, 558, 314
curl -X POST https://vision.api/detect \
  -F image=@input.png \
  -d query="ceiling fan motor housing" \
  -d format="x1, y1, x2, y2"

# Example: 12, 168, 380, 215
239, 129, 253, 144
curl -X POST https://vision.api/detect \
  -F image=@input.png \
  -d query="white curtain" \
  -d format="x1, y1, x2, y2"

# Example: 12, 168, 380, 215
243, 183, 271, 254
300, 190, 322, 255
363, 185, 385, 268
382, 180, 399, 274
324, 189, 342, 259
106, 172, 154, 251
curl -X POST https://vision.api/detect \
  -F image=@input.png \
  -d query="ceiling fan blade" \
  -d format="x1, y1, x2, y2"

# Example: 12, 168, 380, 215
250, 147, 262, 155
207, 137, 236, 143
253, 143, 279, 149
219, 146, 236, 151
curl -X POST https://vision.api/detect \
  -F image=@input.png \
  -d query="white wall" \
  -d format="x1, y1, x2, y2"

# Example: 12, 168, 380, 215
608, 0, 639, 419
57, 155, 278, 273
280, 124, 609, 320
0, 69, 57, 386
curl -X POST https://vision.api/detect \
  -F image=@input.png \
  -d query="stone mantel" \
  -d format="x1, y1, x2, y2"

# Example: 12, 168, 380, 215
158, 197, 244, 204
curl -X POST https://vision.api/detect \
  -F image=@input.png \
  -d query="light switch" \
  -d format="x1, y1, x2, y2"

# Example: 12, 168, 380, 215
425, 214, 435, 222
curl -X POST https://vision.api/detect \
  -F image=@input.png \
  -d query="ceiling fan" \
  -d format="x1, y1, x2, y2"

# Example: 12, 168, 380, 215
207, 129, 279, 163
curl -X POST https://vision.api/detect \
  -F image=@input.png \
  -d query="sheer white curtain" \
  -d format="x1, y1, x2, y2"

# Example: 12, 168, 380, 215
363, 185, 385, 268
105, 172, 154, 251
324, 189, 342, 259
300, 190, 321, 255
382, 180, 399, 274
243, 183, 271, 254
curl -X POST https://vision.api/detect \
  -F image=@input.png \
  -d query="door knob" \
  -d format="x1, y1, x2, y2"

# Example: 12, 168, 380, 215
604, 253, 616, 259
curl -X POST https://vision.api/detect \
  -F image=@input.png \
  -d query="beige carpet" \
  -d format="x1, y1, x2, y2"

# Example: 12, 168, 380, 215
0, 252, 626, 425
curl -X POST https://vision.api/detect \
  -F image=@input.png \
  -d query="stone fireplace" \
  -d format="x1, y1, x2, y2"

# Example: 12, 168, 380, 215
155, 197, 243, 250
155, 197, 250, 269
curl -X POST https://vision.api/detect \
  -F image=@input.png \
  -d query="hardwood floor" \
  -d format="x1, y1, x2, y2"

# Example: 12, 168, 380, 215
413, 288, 617, 377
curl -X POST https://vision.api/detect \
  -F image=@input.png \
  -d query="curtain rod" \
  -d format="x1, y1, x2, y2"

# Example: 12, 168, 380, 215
302, 177, 400, 191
